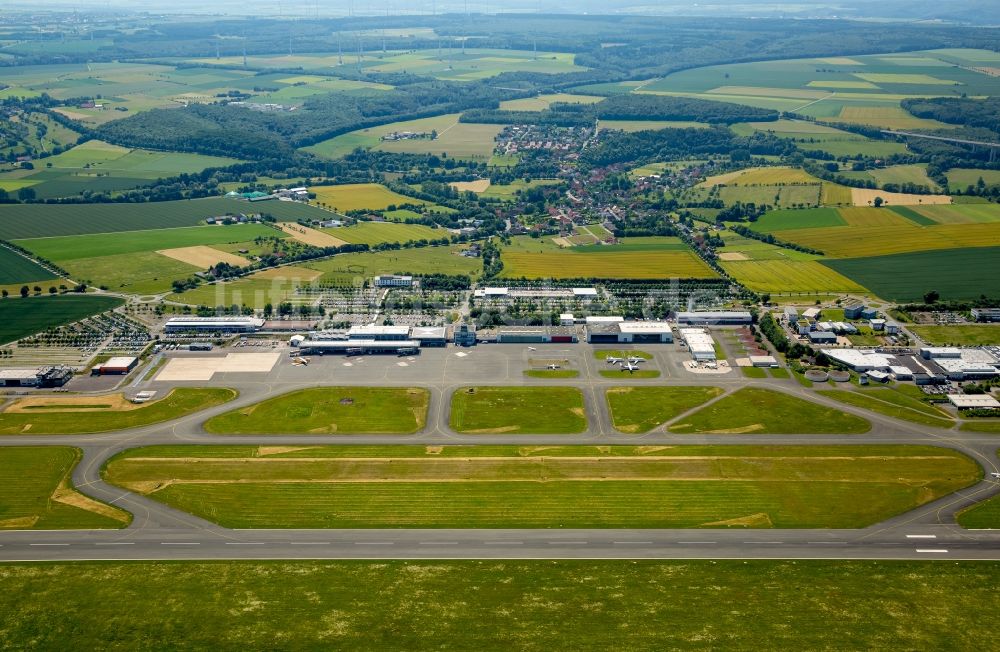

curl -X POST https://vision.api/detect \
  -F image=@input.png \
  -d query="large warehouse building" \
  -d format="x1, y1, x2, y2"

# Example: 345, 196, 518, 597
680, 328, 717, 361
165, 316, 265, 334
587, 321, 673, 344
676, 311, 752, 326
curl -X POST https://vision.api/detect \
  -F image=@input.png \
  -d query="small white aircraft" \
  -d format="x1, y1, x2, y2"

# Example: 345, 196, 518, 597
292, 356, 310, 366
992, 472, 1000, 479
527, 346, 537, 351
605, 355, 624, 365
546, 363, 561, 370
626, 356, 646, 365
622, 361, 641, 373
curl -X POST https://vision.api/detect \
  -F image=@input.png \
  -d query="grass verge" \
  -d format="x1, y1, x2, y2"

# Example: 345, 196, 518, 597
450, 386, 586, 434
817, 389, 953, 428
606, 386, 723, 433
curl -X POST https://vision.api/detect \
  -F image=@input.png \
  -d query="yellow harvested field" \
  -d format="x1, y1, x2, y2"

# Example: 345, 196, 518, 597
721, 260, 867, 294
707, 86, 829, 100
450, 179, 491, 192
700, 166, 821, 188
832, 106, 951, 130
818, 57, 864, 65
854, 73, 959, 85
821, 183, 854, 206
807, 80, 880, 89
850, 188, 952, 207
717, 252, 750, 261
251, 266, 322, 282
501, 250, 717, 280
157, 245, 250, 268
776, 223, 1000, 258
277, 222, 348, 247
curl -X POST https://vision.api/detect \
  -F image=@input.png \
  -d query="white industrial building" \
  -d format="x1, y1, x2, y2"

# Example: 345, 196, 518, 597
680, 328, 717, 361
560, 313, 575, 326
947, 394, 1000, 409
676, 311, 752, 326
347, 325, 412, 341
373, 275, 414, 287
585, 315, 625, 324
0, 369, 42, 387
821, 349, 896, 372
165, 316, 265, 334
934, 358, 999, 380
586, 321, 672, 344
750, 355, 779, 368
802, 307, 821, 320
920, 347, 962, 359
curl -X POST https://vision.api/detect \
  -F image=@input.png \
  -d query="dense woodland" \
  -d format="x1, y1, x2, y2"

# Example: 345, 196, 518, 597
580, 127, 793, 167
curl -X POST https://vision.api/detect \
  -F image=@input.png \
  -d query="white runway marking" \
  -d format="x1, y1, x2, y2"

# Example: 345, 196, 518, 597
30, 543, 68, 546
906, 534, 937, 539
916, 548, 949, 553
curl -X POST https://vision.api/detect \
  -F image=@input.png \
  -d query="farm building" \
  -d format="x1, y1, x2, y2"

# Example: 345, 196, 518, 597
947, 394, 1000, 409
92, 356, 138, 375
808, 331, 837, 345
680, 328, 717, 361
409, 326, 448, 347
165, 317, 265, 334
676, 311, 752, 326
374, 275, 414, 287
586, 321, 673, 344
972, 308, 1000, 323
454, 323, 477, 347
348, 325, 412, 341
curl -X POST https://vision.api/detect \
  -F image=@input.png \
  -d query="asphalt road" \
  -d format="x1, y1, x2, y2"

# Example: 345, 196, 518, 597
1, 343, 999, 562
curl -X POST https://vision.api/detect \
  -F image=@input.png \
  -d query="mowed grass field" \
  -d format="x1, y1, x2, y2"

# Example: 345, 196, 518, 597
0, 295, 122, 345
669, 388, 871, 434
450, 387, 587, 434
8, 560, 1000, 650
822, 247, 1000, 302
0, 446, 130, 529
0, 388, 236, 435
817, 389, 954, 429
606, 386, 724, 433
500, 238, 717, 280
167, 265, 322, 309
0, 247, 57, 285
310, 183, 428, 212
909, 325, 1000, 346
202, 387, 429, 435
308, 246, 482, 284
958, 452, 1000, 528
305, 113, 501, 160
102, 444, 978, 529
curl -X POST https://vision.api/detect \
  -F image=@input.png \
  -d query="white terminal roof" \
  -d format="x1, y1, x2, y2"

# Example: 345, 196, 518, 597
618, 321, 672, 334
947, 394, 1000, 409
410, 326, 448, 338
680, 328, 716, 354
301, 340, 420, 349
821, 348, 896, 371
585, 315, 625, 324
103, 356, 137, 367
348, 325, 412, 337
166, 316, 265, 327
0, 369, 39, 380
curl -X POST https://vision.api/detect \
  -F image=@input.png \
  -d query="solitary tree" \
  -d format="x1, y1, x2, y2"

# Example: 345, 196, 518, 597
873, 196, 884, 208
923, 290, 940, 304
19, 286, 29, 298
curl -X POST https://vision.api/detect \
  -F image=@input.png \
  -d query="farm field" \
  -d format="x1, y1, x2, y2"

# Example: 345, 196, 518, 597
606, 386, 724, 433
310, 183, 428, 212
600, 119, 710, 132
0, 197, 327, 240
668, 387, 871, 434
908, 325, 1000, 346
1, 560, 998, 651
323, 221, 444, 246
500, 236, 716, 280
102, 444, 977, 529
305, 113, 502, 160
499, 93, 603, 111
817, 389, 954, 429
750, 207, 846, 232
450, 387, 587, 434
946, 168, 1000, 189
168, 265, 322, 309
0, 388, 236, 435
770, 221, 1000, 258
203, 387, 429, 435
822, 247, 1000, 302
0, 295, 122, 345
0, 140, 242, 200
306, 246, 481, 285
730, 119, 908, 158
908, 203, 1000, 224
0, 447, 129, 529
0, 248, 57, 285
480, 178, 561, 200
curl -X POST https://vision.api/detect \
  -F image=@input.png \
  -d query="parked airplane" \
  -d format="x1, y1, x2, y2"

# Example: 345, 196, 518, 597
527, 346, 537, 351
622, 361, 640, 372
626, 356, 646, 364
605, 355, 624, 365
292, 357, 310, 366
546, 363, 561, 370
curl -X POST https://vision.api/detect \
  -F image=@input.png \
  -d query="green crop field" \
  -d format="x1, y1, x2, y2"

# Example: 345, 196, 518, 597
305, 113, 501, 160
909, 203, 1000, 225
0, 447, 130, 529
0, 197, 328, 240
480, 179, 561, 201
15, 224, 277, 262
500, 244, 717, 280
307, 246, 482, 284
203, 387, 429, 435
752, 208, 846, 233
0, 294, 122, 345
0, 248, 57, 285
0, 388, 236, 435
822, 247, 1000, 302
946, 168, 1000, 189
450, 387, 586, 434
606, 386, 723, 433
327, 221, 444, 246
773, 222, 1000, 259
909, 325, 1000, 346
168, 265, 322, 309
102, 444, 977, 529
1, 560, 998, 650
817, 389, 953, 428
311, 183, 428, 212
669, 387, 871, 434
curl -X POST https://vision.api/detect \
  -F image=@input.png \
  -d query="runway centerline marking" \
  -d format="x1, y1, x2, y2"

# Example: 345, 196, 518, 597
916, 548, 949, 553
29, 543, 68, 546
906, 534, 937, 539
